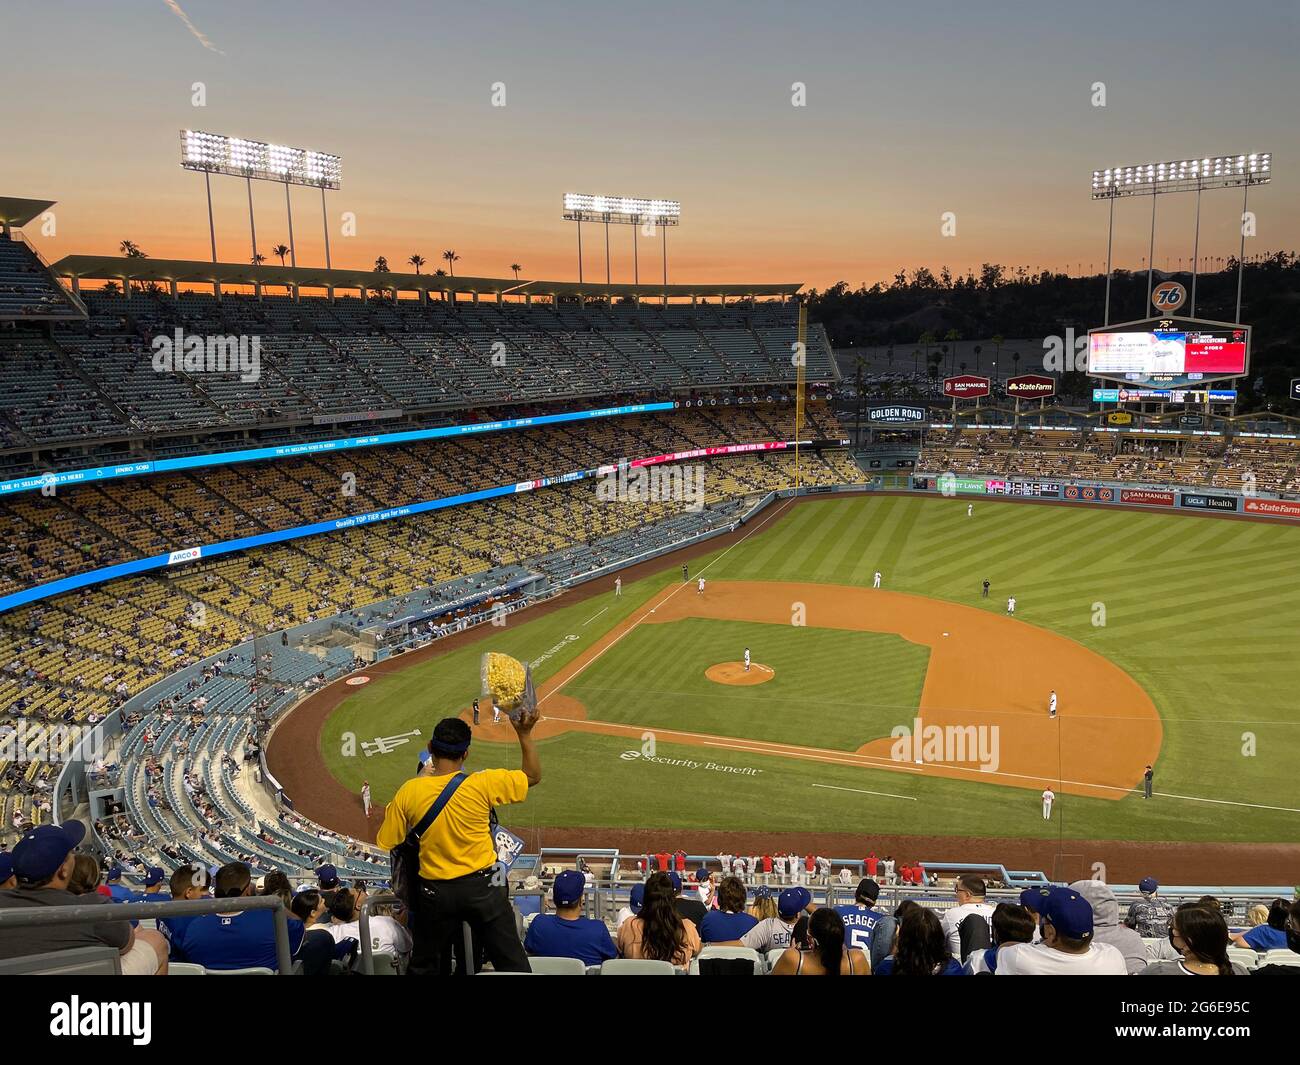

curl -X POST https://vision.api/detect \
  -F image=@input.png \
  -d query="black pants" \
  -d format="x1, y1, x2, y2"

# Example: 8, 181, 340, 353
409, 868, 529, 975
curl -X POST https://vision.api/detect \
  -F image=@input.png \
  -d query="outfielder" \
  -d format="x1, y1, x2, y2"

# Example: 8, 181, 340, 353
873, 571, 882, 589
1048, 690, 1057, 719
614, 577, 622, 597
361, 780, 371, 818
967, 503, 973, 518
1041, 786, 1055, 820
1006, 595, 1016, 615
743, 647, 751, 673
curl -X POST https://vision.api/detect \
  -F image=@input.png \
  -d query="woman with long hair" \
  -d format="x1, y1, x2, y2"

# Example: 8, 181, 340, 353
772, 907, 869, 975
876, 906, 963, 975
700, 876, 758, 943
747, 885, 778, 921
1144, 903, 1247, 975
616, 872, 700, 969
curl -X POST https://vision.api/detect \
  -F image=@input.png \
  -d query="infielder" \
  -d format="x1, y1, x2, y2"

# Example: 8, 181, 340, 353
873, 571, 882, 589
1041, 786, 1055, 820
492, 698, 501, 725
614, 577, 622, 597
1006, 595, 1016, 615
743, 647, 751, 673
697, 576, 705, 595
1048, 690, 1057, 719
361, 780, 371, 818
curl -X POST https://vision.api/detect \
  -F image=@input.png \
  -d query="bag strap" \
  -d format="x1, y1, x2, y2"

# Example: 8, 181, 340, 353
407, 772, 467, 844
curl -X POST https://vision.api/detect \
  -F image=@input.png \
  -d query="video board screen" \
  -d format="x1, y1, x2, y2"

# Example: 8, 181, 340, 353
1087, 318, 1249, 387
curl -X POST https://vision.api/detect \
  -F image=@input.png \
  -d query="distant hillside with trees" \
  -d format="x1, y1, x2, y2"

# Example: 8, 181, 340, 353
807, 252, 1300, 411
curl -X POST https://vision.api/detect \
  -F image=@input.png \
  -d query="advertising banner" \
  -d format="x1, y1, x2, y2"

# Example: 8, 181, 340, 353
943, 375, 991, 399
1119, 489, 1175, 507
1244, 498, 1300, 519
1180, 492, 1240, 512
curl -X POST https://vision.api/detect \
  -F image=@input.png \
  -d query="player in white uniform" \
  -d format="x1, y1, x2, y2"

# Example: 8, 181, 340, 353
361, 781, 371, 818
873, 571, 882, 589
1042, 787, 1055, 820
1048, 690, 1057, 719
1006, 595, 1016, 615
492, 698, 501, 724
743, 647, 751, 673
967, 503, 973, 518
614, 577, 622, 597
697, 576, 705, 595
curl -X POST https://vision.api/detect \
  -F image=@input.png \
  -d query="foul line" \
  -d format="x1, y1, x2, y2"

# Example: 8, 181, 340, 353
580, 606, 609, 627
812, 783, 917, 802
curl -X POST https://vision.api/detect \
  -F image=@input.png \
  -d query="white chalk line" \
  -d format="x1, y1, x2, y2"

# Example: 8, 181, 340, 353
812, 783, 917, 802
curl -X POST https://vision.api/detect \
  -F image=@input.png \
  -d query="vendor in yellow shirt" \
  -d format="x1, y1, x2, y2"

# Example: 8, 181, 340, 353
377, 708, 540, 974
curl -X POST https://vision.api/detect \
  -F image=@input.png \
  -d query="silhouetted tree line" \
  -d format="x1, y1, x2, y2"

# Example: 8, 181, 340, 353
808, 253, 1300, 410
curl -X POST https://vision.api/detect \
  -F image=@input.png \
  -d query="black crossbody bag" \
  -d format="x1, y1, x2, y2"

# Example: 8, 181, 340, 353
390, 772, 467, 907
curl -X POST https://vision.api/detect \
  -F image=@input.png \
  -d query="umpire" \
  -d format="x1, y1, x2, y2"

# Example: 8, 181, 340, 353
1143, 764, 1153, 799
377, 710, 541, 974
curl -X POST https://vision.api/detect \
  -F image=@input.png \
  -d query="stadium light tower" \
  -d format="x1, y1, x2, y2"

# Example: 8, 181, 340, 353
1090, 153, 1271, 321
562, 193, 681, 289
181, 130, 342, 270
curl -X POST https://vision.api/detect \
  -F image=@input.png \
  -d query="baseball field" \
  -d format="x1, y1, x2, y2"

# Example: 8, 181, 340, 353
270, 494, 1300, 880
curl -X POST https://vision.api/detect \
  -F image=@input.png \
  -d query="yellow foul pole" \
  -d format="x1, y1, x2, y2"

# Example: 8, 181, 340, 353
795, 303, 806, 489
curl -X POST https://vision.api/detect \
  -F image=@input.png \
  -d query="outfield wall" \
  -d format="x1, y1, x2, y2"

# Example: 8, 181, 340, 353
910, 474, 1300, 521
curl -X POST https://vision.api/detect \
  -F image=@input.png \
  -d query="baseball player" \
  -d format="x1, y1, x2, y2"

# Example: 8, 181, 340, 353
981, 579, 990, 599
682, 563, 689, 583
1048, 690, 1057, 719
472, 698, 480, 725
1006, 595, 1016, 615
1041, 786, 1055, 820
361, 780, 371, 818
873, 571, 882, 589
967, 503, 973, 518
697, 576, 705, 595
614, 577, 622, 597
492, 698, 501, 725
743, 647, 751, 673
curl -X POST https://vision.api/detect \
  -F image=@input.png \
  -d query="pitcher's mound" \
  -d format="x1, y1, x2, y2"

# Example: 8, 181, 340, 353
706, 661, 775, 686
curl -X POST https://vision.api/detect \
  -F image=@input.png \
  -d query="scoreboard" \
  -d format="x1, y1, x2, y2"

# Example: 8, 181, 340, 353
1087, 316, 1249, 388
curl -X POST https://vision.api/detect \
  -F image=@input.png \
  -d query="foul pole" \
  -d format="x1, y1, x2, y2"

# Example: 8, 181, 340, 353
795, 303, 807, 489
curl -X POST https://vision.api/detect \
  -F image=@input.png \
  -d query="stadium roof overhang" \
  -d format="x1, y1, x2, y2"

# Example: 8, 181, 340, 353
47, 255, 802, 299
0, 196, 57, 228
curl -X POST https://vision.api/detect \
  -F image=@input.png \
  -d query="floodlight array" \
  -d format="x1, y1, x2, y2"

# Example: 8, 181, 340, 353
562, 192, 680, 224
181, 130, 342, 189
1091, 153, 1270, 198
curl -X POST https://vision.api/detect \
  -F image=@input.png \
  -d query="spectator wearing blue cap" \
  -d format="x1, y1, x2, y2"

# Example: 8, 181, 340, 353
741, 886, 810, 953
699, 876, 758, 944
996, 887, 1126, 974
0, 853, 14, 890
615, 883, 646, 930
0, 822, 168, 975
177, 861, 305, 972
104, 864, 134, 902
1125, 876, 1175, 938
523, 870, 616, 966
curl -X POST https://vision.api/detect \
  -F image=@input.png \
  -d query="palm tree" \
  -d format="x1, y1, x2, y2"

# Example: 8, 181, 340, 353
442, 250, 460, 277
118, 240, 144, 258
408, 254, 426, 275
511, 263, 522, 281
943, 328, 961, 374
374, 256, 389, 273
251, 253, 266, 266
272, 244, 290, 266
101, 280, 121, 296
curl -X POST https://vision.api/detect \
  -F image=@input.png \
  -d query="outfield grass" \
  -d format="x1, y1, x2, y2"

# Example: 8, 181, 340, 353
322, 495, 1300, 843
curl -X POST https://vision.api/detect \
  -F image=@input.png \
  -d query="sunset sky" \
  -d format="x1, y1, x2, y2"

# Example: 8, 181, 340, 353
3, 0, 1297, 290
